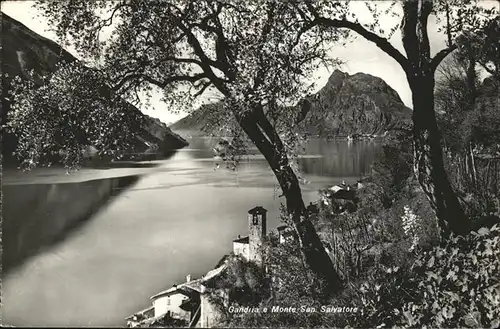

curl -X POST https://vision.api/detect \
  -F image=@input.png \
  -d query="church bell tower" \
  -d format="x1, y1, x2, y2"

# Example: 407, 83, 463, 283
248, 206, 267, 266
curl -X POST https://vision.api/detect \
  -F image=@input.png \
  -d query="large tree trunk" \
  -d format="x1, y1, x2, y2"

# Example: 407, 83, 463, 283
400, 0, 470, 239
276, 160, 343, 297
234, 105, 342, 297
408, 74, 471, 238
304, 0, 472, 237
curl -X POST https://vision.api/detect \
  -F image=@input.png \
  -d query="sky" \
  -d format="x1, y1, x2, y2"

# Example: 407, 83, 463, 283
1, 1, 496, 125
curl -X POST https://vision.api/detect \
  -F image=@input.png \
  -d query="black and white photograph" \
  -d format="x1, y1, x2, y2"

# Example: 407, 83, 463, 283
1, 0, 499, 327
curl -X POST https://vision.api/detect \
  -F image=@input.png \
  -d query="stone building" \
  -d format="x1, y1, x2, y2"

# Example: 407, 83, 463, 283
277, 225, 296, 244
128, 206, 273, 328
149, 275, 193, 321
232, 206, 267, 265
126, 264, 228, 328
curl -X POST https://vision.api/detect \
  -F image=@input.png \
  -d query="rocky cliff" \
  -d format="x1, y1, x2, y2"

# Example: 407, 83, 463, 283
170, 70, 412, 137
1, 13, 187, 165
300, 70, 412, 136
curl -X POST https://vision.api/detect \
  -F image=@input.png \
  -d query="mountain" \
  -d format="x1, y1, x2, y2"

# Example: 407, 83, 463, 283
170, 70, 412, 137
1, 13, 187, 165
300, 70, 412, 136
169, 103, 222, 136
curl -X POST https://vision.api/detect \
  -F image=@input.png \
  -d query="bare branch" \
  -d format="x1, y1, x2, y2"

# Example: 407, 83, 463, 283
171, 16, 230, 95
430, 45, 458, 72
192, 81, 212, 98
111, 72, 207, 92
444, 2, 453, 47
97, 1, 131, 30
315, 17, 412, 75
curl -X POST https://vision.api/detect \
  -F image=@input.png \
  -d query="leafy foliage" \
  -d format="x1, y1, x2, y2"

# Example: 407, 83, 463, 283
435, 46, 500, 222
212, 255, 269, 307
295, 0, 499, 237
343, 225, 500, 328
6, 62, 145, 170
34, 0, 339, 124
456, 17, 500, 79
214, 238, 332, 328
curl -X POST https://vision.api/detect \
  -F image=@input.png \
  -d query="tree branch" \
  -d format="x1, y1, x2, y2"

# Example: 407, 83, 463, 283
444, 2, 453, 47
401, 1, 419, 68
195, 2, 236, 81
97, 1, 131, 30
417, 0, 433, 61
192, 80, 212, 98
253, 2, 277, 90
111, 72, 207, 92
430, 45, 458, 72
171, 16, 230, 95
313, 17, 412, 75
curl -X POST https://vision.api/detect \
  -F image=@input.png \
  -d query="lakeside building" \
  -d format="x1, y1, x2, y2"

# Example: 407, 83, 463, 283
126, 206, 269, 328
277, 225, 296, 244
126, 263, 228, 328
126, 204, 335, 328
232, 206, 267, 265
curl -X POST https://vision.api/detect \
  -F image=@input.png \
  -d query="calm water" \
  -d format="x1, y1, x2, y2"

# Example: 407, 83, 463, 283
2, 138, 381, 327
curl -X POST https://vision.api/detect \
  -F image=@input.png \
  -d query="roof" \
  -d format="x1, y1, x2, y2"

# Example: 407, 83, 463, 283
277, 225, 294, 233
150, 285, 193, 300
132, 313, 168, 327
125, 306, 154, 320
181, 280, 204, 293
233, 236, 249, 244
203, 263, 227, 282
330, 185, 344, 193
248, 206, 267, 214
277, 225, 296, 239
277, 225, 288, 231
214, 254, 230, 268
151, 263, 228, 300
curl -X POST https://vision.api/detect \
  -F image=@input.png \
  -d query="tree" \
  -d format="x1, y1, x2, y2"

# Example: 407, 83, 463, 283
435, 52, 481, 188
6, 62, 146, 170
28, 0, 344, 294
435, 49, 500, 220
294, 0, 499, 238
457, 17, 500, 81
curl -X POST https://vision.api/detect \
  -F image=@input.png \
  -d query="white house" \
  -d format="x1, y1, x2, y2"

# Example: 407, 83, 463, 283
232, 206, 267, 265
232, 235, 250, 260
277, 225, 296, 244
149, 278, 192, 321
126, 264, 229, 328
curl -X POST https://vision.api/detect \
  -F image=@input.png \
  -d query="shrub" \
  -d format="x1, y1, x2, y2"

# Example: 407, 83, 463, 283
343, 224, 500, 328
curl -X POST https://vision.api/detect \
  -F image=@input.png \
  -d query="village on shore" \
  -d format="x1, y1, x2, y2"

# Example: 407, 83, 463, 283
125, 181, 362, 328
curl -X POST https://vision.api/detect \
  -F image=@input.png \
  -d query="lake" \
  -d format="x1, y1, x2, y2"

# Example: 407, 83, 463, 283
1, 138, 381, 327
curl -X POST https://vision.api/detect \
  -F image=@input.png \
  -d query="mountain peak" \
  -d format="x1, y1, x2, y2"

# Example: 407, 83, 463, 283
299, 69, 412, 136
326, 69, 348, 86
171, 69, 412, 137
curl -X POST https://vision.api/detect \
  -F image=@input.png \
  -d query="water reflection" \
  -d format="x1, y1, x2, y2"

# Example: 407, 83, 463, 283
2, 175, 141, 274
299, 139, 378, 177
176, 137, 379, 181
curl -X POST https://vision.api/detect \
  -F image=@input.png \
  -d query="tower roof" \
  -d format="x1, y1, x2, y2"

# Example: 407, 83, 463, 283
233, 236, 249, 244
248, 206, 267, 214
277, 225, 288, 231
